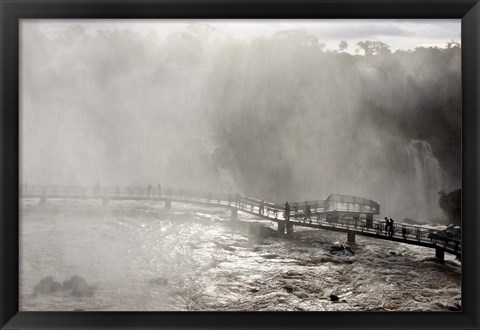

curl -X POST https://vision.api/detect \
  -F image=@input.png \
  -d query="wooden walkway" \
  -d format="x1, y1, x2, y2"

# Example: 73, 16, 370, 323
20, 184, 461, 261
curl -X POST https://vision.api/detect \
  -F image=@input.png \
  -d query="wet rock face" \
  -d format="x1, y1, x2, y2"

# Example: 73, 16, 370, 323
34, 276, 63, 294
247, 223, 278, 238
63, 275, 95, 297
229, 221, 279, 242
438, 189, 461, 226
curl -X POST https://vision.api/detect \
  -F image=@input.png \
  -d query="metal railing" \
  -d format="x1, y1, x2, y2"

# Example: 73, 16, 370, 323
21, 184, 233, 201
284, 194, 380, 215
325, 194, 380, 214
20, 184, 460, 254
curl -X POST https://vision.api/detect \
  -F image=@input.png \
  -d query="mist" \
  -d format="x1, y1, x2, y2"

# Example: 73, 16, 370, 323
20, 21, 461, 223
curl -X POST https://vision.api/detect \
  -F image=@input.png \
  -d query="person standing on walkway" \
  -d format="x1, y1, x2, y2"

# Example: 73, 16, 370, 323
389, 218, 395, 237
304, 203, 311, 222
284, 202, 290, 222
384, 217, 390, 235
259, 200, 265, 215
416, 227, 422, 240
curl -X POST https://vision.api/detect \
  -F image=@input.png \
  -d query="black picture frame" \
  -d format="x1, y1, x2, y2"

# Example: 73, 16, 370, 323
1, 0, 479, 329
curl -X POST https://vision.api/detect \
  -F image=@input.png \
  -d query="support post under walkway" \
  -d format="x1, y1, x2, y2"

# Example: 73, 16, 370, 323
347, 230, 355, 243
277, 222, 285, 234
165, 199, 171, 210
435, 247, 445, 262
231, 207, 238, 220
353, 216, 359, 228
286, 222, 294, 236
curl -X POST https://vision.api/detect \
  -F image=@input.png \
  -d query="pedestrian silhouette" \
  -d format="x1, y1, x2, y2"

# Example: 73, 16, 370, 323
259, 200, 265, 215
389, 218, 395, 237
284, 202, 290, 222
304, 203, 311, 222
384, 217, 390, 235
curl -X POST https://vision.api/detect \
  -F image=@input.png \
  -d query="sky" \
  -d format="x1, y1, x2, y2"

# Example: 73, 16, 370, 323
30, 19, 461, 53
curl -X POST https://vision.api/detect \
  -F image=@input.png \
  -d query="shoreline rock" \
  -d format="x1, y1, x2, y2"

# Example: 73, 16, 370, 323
63, 275, 96, 297
34, 276, 62, 295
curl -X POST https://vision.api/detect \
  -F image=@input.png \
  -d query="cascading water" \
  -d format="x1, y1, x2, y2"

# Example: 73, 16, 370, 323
404, 140, 444, 221
218, 167, 239, 193
199, 132, 241, 193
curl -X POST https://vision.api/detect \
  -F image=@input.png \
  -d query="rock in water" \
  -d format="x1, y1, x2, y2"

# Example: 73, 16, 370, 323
330, 242, 353, 255
283, 283, 294, 293
388, 251, 402, 256
63, 274, 84, 289
330, 294, 340, 302
63, 275, 95, 297
149, 277, 168, 286
34, 276, 62, 294
436, 302, 461, 311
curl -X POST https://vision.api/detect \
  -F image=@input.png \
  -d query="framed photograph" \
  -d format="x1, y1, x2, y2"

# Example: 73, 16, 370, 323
1, 0, 479, 329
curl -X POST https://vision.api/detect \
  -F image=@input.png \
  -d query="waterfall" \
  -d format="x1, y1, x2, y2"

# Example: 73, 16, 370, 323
218, 167, 240, 193
404, 140, 444, 221
198, 131, 240, 193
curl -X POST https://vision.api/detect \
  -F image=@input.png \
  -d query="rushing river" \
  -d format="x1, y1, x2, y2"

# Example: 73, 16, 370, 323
20, 199, 461, 311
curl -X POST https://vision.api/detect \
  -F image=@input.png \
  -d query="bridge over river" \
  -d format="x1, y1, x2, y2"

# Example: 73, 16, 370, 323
20, 184, 461, 262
